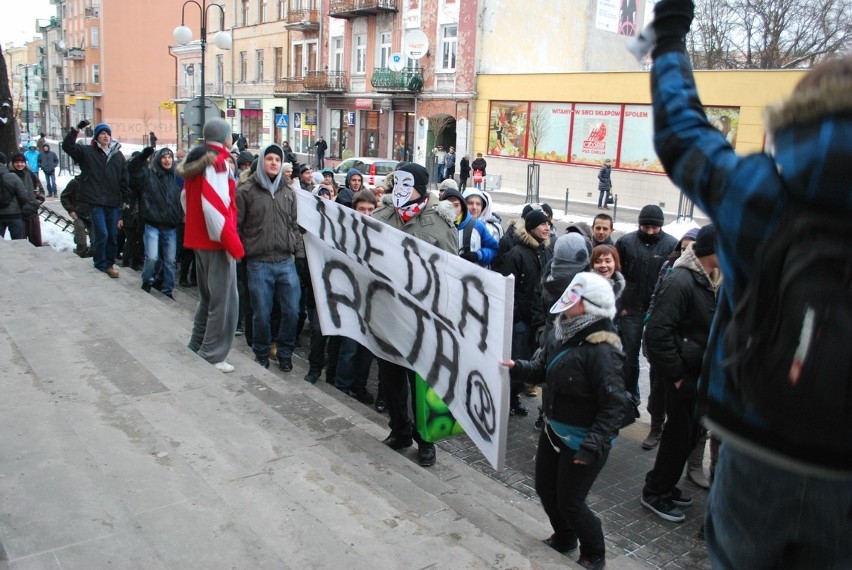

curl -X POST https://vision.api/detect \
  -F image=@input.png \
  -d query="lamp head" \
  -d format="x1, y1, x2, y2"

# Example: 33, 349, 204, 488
213, 31, 232, 50
173, 25, 193, 45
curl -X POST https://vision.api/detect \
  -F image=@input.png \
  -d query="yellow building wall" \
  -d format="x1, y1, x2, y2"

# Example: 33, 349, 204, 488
472, 69, 806, 214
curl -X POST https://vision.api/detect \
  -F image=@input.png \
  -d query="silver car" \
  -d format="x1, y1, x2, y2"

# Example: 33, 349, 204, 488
330, 157, 399, 190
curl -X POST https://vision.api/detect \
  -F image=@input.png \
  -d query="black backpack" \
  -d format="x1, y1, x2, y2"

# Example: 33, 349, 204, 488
723, 208, 852, 447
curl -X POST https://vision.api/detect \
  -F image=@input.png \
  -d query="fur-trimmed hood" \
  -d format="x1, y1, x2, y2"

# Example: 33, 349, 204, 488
514, 220, 551, 250
674, 243, 721, 293
765, 73, 852, 136
176, 145, 220, 180
584, 330, 623, 350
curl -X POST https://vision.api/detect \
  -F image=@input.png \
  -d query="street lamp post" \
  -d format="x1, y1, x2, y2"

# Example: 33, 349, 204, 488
173, 0, 232, 124
12, 65, 42, 140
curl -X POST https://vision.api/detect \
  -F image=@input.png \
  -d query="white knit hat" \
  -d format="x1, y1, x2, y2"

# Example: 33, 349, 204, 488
549, 272, 616, 319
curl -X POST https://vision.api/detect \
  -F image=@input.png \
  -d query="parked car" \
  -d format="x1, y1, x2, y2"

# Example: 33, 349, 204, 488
331, 157, 399, 190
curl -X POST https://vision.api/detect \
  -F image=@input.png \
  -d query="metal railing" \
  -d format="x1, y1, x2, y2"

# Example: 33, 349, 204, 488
65, 47, 85, 60
303, 70, 347, 92
286, 8, 320, 27
273, 77, 305, 94
328, 0, 397, 16
370, 67, 423, 92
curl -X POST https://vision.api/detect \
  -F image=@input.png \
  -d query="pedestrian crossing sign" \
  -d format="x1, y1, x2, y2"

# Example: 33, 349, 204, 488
275, 114, 288, 128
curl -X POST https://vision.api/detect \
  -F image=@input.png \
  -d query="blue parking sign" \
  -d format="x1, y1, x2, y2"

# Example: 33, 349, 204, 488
275, 114, 288, 128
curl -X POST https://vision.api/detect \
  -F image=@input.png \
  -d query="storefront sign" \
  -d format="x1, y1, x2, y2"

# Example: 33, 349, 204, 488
244, 99, 262, 109
355, 98, 373, 110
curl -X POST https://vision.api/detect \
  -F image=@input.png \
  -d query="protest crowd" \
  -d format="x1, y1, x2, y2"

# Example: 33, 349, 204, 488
3, 1, 849, 568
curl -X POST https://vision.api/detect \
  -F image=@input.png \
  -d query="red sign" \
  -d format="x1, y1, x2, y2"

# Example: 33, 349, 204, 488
355, 98, 373, 110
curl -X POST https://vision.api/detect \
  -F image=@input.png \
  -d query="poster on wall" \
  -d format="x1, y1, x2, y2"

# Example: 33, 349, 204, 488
596, 0, 645, 37
488, 102, 528, 158
619, 104, 664, 172
527, 103, 572, 162
705, 106, 740, 148
570, 104, 621, 165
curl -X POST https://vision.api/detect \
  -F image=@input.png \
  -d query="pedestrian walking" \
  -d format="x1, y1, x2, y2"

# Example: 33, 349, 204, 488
38, 144, 59, 198
314, 136, 327, 169
597, 159, 613, 209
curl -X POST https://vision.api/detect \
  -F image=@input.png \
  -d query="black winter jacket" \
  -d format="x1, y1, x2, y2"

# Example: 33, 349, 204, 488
615, 229, 678, 316
0, 164, 37, 221
512, 318, 627, 463
60, 176, 90, 220
62, 128, 130, 208
128, 149, 182, 227
499, 223, 552, 327
644, 246, 717, 394
11, 168, 44, 218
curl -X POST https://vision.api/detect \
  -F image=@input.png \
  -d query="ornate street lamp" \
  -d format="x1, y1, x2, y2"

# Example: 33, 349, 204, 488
12, 65, 42, 140
173, 0, 232, 116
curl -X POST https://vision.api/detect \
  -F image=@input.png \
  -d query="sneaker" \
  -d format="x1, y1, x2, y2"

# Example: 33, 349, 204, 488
278, 357, 292, 372
304, 370, 321, 384
214, 361, 235, 373
640, 495, 686, 523
141, 282, 152, 293
417, 444, 436, 467
269, 342, 278, 361
510, 399, 529, 416
105, 266, 120, 278
577, 556, 606, 570
235, 327, 244, 337
642, 426, 662, 450
670, 487, 693, 507
542, 534, 577, 554
255, 356, 270, 369
375, 395, 387, 413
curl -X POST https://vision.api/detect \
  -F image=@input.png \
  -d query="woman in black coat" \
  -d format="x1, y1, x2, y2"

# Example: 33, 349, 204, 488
459, 154, 471, 190
505, 272, 626, 570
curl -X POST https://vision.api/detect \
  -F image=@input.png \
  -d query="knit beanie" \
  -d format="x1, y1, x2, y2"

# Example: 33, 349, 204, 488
525, 209, 550, 233
440, 188, 468, 221
264, 145, 284, 159
438, 178, 459, 193
693, 224, 717, 257
93, 123, 111, 138
521, 203, 536, 218
202, 118, 232, 145
395, 162, 429, 195
551, 234, 590, 280
550, 272, 617, 319
540, 203, 553, 220
681, 227, 700, 242
237, 150, 254, 166
638, 204, 665, 226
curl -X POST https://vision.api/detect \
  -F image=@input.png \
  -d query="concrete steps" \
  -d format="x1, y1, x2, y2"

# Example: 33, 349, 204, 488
0, 240, 647, 569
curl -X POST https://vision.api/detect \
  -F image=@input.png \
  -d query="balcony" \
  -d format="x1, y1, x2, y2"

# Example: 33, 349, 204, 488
73, 82, 86, 92
303, 71, 347, 93
65, 47, 85, 61
85, 6, 99, 18
285, 8, 320, 30
370, 67, 423, 93
173, 83, 226, 100
328, 0, 397, 19
273, 77, 305, 95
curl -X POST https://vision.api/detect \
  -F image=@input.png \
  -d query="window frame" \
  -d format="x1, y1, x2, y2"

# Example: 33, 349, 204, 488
439, 24, 458, 72
353, 34, 367, 75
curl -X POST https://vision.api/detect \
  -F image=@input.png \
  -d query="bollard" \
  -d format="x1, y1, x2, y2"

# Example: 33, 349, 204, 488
564, 187, 569, 215
612, 194, 618, 221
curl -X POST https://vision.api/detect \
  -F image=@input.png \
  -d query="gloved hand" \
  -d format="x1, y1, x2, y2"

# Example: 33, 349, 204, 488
651, 0, 694, 58
140, 146, 156, 161
77, 119, 90, 130
460, 251, 478, 263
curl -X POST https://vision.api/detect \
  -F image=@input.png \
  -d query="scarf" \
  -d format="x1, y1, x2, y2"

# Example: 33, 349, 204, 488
553, 313, 606, 343
396, 196, 428, 223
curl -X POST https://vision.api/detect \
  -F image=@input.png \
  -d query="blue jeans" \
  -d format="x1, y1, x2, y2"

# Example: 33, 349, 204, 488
90, 206, 120, 272
247, 259, 301, 362
334, 337, 373, 391
617, 312, 644, 402
706, 444, 852, 569
0, 219, 24, 240
142, 224, 177, 295
43, 171, 57, 196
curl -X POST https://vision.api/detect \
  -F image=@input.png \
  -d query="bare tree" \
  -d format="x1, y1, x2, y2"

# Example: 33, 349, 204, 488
526, 105, 550, 165
688, 0, 852, 69
0, 45, 19, 158
429, 115, 453, 148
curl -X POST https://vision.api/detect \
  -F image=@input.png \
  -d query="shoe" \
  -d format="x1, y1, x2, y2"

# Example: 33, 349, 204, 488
524, 385, 539, 397
578, 556, 606, 569
375, 396, 387, 413
417, 444, 436, 467
642, 426, 662, 450
152, 280, 163, 290
214, 361, 235, 374
269, 342, 278, 361
510, 401, 529, 416
542, 535, 577, 554
304, 370, 320, 384
382, 434, 413, 450
255, 356, 270, 369
141, 282, 152, 293
179, 278, 191, 287
687, 465, 710, 489
352, 388, 375, 405
278, 357, 292, 372
534, 410, 544, 431
640, 495, 686, 523
235, 327, 244, 337
670, 487, 693, 507
163, 293, 174, 300
105, 266, 120, 278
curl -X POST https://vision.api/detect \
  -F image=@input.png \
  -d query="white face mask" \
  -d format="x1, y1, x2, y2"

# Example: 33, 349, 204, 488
393, 170, 417, 208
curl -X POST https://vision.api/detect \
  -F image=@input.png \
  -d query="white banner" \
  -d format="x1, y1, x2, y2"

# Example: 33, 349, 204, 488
296, 189, 514, 470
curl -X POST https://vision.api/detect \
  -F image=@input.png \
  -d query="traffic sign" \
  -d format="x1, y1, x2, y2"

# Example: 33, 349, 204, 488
275, 114, 288, 128
183, 97, 221, 135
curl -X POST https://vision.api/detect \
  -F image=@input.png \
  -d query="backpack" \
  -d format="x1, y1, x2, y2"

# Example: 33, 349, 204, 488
723, 208, 852, 446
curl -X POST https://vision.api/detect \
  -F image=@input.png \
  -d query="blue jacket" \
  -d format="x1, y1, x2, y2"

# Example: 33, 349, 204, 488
457, 213, 499, 268
651, 51, 852, 473
24, 149, 40, 174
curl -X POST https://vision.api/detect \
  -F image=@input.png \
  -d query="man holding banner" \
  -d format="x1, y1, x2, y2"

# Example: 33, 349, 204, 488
371, 163, 458, 467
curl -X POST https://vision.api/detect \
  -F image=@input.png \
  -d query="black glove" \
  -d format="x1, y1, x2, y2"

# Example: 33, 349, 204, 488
652, 0, 694, 58
140, 146, 156, 160
460, 251, 478, 263
77, 119, 90, 130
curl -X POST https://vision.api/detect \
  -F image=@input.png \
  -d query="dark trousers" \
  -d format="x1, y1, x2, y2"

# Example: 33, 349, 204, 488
334, 337, 373, 392
377, 359, 429, 447
536, 427, 608, 560
642, 380, 699, 498
306, 307, 326, 374
646, 367, 666, 428
617, 313, 644, 402
325, 336, 342, 383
